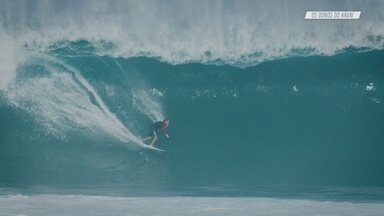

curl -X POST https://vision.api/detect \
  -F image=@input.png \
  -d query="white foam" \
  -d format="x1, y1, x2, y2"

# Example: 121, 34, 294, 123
5, 54, 142, 145
1, 194, 384, 216
0, 32, 26, 90
366, 83, 376, 91
1, 0, 383, 66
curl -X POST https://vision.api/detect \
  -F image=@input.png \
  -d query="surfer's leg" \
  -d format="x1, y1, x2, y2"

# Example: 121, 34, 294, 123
143, 130, 156, 143
142, 136, 151, 142
149, 135, 158, 146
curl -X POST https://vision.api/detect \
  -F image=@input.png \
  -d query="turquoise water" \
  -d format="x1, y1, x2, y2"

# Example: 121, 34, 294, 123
1, 0, 384, 211
1, 47, 384, 199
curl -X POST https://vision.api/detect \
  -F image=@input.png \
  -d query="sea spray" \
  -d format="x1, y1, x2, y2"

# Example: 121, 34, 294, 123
4, 54, 164, 146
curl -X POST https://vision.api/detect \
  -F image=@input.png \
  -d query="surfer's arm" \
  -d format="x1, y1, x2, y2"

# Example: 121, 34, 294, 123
162, 128, 169, 138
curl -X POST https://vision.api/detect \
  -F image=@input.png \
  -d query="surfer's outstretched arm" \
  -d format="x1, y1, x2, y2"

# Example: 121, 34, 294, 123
161, 127, 169, 139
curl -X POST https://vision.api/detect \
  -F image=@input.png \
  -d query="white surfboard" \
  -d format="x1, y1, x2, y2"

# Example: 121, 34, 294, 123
139, 142, 166, 152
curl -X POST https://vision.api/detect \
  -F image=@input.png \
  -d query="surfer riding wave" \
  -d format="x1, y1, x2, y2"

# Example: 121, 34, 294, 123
142, 118, 170, 146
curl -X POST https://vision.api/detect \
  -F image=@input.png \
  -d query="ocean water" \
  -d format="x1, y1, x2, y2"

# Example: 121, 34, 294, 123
1, 0, 384, 215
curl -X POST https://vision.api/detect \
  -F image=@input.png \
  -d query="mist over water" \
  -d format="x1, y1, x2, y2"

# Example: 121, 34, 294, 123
0, 0, 384, 202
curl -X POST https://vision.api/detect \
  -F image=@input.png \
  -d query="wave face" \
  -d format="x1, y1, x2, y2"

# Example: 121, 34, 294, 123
0, 0, 384, 197
1, 44, 384, 195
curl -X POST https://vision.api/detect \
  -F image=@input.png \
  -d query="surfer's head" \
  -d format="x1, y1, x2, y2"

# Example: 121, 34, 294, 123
163, 118, 170, 126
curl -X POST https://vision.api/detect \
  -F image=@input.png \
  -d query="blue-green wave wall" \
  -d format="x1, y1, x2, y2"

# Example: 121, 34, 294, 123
1, 49, 384, 196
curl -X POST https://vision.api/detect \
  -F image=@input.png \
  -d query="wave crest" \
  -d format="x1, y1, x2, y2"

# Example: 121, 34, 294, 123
1, 0, 384, 66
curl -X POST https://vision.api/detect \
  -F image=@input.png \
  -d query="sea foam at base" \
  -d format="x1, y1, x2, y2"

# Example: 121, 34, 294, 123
1, 194, 384, 216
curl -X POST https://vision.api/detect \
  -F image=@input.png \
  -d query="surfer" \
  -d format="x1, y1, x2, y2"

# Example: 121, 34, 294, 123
142, 118, 170, 146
